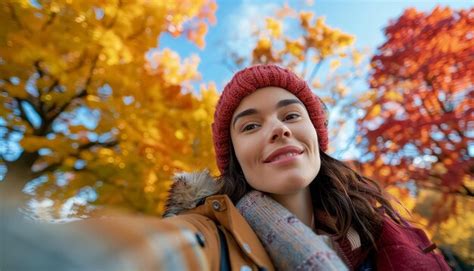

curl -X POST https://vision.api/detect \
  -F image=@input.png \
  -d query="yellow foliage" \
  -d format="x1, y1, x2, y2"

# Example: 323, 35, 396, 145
147, 49, 201, 85
285, 39, 305, 60
329, 59, 341, 71
386, 186, 416, 215
256, 37, 272, 50
1, 0, 218, 217
385, 90, 403, 102
242, 6, 363, 156
266, 17, 282, 38
299, 11, 313, 27
389, 187, 474, 264
352, 50, 363, 65
367, 104, 382, 119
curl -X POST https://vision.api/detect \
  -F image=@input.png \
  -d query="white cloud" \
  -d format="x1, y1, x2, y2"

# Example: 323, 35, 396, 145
223, 1, 280, 53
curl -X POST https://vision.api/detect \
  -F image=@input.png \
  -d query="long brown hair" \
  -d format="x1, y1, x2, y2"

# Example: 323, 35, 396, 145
217, 144, 404, 249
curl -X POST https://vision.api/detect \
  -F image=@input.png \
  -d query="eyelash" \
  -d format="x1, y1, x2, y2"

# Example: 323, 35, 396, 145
241, 113, 301, 132
285, 113, 300, 121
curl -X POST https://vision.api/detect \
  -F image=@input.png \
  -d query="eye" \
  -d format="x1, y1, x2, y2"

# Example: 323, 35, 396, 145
242, 123, 259, 132
284, 113, 301, 121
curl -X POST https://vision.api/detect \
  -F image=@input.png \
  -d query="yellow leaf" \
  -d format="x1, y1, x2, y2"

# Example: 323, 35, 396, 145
329, 59, 341, 71
175, 129, 185, 140
385, 91, 403, 102
299, 11, 313, 27
265, 18, 282, 38
256, 37, 271, 50
285, 39, 304, 59
367, 104, 381, 119
432, 163, 448, 175
352, 51, 363, 65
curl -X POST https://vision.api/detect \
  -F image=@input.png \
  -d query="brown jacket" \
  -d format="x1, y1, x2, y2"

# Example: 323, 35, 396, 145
162, 170, 275, 271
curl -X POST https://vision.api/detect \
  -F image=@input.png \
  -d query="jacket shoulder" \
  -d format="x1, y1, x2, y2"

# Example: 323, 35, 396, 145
376, 216, 451, 271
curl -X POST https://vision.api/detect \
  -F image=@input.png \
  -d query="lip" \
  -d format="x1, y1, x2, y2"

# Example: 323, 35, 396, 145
263, 146, 304, 163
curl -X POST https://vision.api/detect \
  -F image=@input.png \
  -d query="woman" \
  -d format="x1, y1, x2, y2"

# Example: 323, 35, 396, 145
162, 64, 450, 270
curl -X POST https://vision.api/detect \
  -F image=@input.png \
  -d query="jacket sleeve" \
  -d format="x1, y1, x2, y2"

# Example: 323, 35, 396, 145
236, 190, 348, 271
2, 207, 213, 271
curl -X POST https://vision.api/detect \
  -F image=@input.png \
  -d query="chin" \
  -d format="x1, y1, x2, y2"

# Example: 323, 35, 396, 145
274, 176, 312, 193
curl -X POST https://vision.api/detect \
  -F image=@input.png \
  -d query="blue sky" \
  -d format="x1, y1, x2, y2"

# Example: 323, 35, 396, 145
158, 0, 472, 158
160, 0, 473, 90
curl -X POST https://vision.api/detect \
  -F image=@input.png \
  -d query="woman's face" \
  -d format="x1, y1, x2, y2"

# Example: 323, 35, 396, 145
230, 87, 321, 195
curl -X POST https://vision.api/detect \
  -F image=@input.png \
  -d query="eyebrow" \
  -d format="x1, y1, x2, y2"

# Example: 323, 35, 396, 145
232, 99, 304, 129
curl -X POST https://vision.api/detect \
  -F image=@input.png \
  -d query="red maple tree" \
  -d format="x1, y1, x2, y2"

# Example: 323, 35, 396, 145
356, 6, 473, 222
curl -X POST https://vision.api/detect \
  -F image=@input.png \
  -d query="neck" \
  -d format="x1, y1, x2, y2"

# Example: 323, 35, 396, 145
270, 187, 314, 229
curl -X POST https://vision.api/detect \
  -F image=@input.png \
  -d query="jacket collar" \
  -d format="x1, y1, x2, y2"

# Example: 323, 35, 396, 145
163, 170, 275, 269
163, 169, 222, 218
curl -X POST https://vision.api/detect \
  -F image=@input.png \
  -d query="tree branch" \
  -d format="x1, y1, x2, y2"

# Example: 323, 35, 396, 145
461, 184, 474, 197
32, 60, 49, 120
32, 140, 118, 178
126, 16, 147, 40
40, 10, 57, 31
46, 53, 100, 130
78, 140, 118, 151
46, 79, 60, 93
0, 125, 24, 134
103, 0, 122, 29
421, 184, 473, 198
416, 179, 473, 198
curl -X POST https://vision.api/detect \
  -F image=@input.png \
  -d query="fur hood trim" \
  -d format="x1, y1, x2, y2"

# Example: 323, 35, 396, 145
163, 169, 223, 218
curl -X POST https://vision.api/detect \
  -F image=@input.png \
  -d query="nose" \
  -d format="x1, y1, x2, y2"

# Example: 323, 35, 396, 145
269, 121, 292, 142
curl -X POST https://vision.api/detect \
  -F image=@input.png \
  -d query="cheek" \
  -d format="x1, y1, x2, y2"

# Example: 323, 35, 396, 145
305, 124, 319, 148
231, 136, 266, 187
232, 135, 258, 168
295, 124, 318, 147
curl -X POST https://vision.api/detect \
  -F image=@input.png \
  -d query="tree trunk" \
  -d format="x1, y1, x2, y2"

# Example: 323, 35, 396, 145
1, 151, 38, 203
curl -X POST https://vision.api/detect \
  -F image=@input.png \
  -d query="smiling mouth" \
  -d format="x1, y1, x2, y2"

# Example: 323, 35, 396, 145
264, 150, 304, 164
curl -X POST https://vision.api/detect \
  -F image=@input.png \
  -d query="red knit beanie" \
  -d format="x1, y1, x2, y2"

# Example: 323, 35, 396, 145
212, 64, 328, 174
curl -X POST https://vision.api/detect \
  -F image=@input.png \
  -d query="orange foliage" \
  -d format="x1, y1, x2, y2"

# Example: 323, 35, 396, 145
357, 6, 473, 223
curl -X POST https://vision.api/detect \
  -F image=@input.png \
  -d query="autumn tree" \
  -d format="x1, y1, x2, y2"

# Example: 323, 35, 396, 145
357, 6, 473, 203
0, 0, 218, 218
355, 6, 473, 264
226, 4, 369, 154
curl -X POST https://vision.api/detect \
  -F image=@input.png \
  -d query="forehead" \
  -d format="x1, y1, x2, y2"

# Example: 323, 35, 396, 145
233, 87, 299, 113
